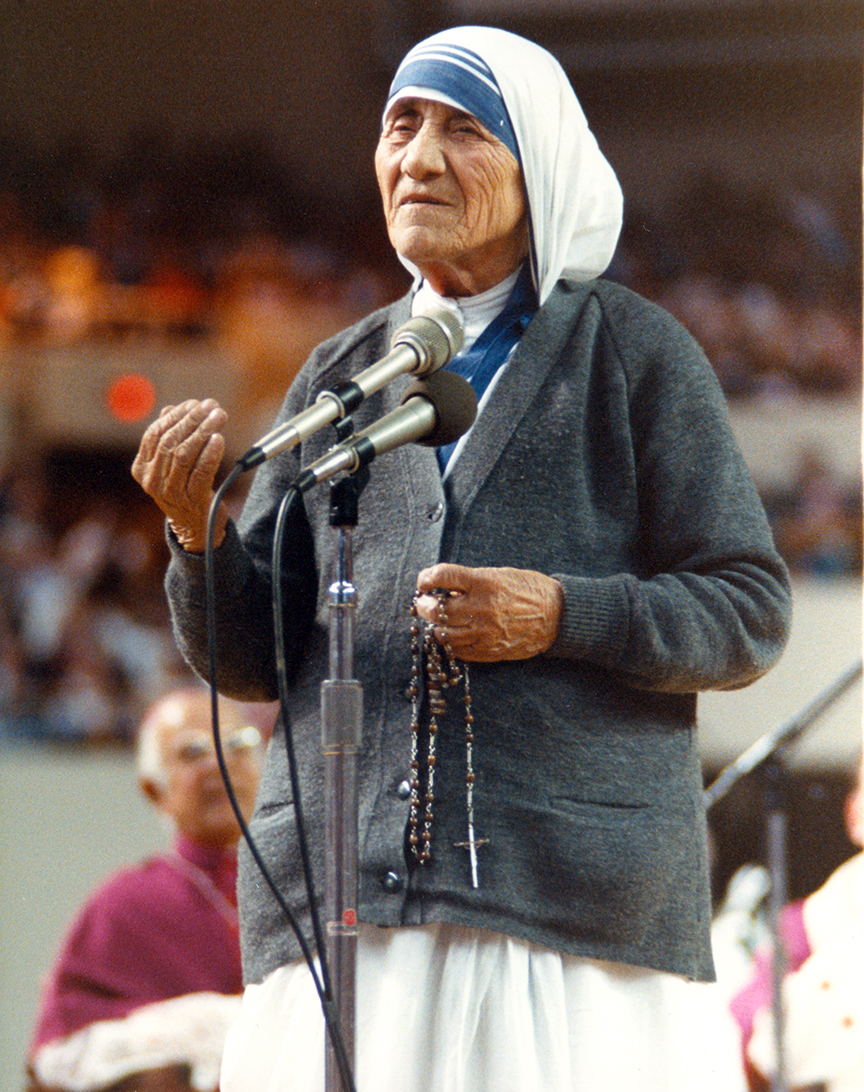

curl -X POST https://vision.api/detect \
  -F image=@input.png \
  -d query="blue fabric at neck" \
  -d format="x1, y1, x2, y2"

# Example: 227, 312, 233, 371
437, 263, 538, 471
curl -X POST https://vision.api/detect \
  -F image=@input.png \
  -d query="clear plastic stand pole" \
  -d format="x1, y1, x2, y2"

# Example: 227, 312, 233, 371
322, 478, 363, 1092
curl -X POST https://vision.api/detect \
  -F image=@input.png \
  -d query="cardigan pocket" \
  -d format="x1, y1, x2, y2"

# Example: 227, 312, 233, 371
485, 793, 683, 949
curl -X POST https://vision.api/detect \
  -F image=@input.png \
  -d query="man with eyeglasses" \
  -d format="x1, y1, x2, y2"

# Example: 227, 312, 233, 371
26, 687, 266, 1092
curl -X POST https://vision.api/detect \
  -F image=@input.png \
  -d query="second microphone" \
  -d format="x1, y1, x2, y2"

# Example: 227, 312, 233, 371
293, 371, 478, 493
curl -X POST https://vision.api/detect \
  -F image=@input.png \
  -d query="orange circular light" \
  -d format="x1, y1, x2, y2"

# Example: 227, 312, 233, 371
107, 374, 156, 422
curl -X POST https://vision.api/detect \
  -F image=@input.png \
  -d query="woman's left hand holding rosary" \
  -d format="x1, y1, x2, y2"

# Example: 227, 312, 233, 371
413, 562, 564, 663
409, 563, 563, 888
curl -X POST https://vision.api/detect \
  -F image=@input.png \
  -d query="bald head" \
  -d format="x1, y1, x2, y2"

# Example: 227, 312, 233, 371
136, 687, 263, 848
136, 687, 242, 784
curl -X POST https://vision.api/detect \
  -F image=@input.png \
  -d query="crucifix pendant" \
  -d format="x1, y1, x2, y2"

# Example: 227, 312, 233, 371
455, 823, 489, 889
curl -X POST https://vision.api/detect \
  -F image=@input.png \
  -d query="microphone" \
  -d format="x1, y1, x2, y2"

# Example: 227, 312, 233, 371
239, 306, 464, 470
294, 370, 477, 493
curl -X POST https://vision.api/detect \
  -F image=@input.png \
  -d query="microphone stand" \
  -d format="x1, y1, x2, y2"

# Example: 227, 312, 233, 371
321, 474, 366, 1092
704, 657, 862, 1092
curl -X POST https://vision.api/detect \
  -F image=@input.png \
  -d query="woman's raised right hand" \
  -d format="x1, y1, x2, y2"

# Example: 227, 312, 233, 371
132, 398, 230, 553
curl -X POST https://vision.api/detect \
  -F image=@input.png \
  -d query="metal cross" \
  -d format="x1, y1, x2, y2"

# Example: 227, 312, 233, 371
454, 824, 489, 889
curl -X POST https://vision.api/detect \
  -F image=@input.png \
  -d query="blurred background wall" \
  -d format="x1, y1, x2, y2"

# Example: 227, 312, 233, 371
0, 1, 860, 1089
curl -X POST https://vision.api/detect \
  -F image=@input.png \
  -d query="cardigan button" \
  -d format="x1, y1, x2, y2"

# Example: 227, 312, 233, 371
396, 779, 412, 800
382, 870, 403, 893
427, 502, 444, 522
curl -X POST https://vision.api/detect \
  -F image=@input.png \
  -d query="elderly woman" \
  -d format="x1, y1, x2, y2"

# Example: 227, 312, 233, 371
133, 25, 791, 1092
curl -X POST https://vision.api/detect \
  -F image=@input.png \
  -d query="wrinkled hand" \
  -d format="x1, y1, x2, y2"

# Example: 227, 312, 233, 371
414, 563, 564, 662
131, 398, 229, 553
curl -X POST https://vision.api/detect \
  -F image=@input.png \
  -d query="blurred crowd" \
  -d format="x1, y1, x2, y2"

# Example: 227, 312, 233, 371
0, 130, 859, 744
0, 130, 401, 366
763, 445, 862, 578
611, 171, 861, 399
0, 130, 859, 398
0, 453, 189, 743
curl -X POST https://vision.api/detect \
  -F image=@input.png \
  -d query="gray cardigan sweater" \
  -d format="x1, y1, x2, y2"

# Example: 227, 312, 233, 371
166, 278, 791, 985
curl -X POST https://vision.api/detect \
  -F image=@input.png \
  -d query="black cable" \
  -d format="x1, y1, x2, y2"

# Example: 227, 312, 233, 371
204, 467, 320, 980
272, 485, 357, 1092
270, 486, 330, 979
202, 467, 357, 1092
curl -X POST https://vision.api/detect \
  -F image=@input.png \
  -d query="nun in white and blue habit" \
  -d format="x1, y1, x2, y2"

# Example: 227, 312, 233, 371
168, 24, 790, 1092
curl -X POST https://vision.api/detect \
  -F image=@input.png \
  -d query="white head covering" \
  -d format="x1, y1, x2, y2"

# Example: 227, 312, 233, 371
383, 26, 623, 303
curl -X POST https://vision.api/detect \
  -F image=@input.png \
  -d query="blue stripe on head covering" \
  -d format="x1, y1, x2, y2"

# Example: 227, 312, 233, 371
387, 43, 520, 162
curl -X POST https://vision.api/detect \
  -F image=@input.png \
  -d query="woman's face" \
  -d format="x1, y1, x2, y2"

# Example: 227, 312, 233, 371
375, 98, 529, 297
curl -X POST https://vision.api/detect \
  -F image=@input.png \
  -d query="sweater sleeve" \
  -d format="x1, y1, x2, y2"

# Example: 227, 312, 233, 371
549, 289, 791, 693
164, 518, 306, 703
163, 299, 402, 701
164, 372, 319, 703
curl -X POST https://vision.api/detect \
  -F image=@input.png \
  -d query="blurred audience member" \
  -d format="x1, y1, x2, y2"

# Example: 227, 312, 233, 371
766, 446, 862, 577
26, 687, 264, 1092
747, 847, 864, 1092
730, 758, 863, 1091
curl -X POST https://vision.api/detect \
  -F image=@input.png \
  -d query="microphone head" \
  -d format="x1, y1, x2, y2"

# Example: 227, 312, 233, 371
401, 371, 478, 447
391, 305, 465, 376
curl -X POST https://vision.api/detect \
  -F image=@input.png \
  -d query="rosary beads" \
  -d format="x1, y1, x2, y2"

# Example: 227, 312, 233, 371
408, 589, 487, 888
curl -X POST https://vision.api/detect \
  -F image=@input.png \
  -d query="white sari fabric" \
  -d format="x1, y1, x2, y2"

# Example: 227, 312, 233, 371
221, 924, 744, 1092
383, 25, 623, 304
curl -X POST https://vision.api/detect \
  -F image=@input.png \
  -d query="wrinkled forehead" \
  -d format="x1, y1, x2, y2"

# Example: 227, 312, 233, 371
384, 41, 519, 162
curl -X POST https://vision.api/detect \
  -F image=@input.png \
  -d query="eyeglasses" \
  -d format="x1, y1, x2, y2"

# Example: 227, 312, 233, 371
171, 725, 263, 765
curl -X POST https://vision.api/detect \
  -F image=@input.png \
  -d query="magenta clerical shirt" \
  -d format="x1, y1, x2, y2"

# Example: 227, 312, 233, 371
30, 833, 242, 1054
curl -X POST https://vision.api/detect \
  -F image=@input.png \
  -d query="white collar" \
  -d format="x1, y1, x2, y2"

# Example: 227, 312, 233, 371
411, 267, 521, 354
